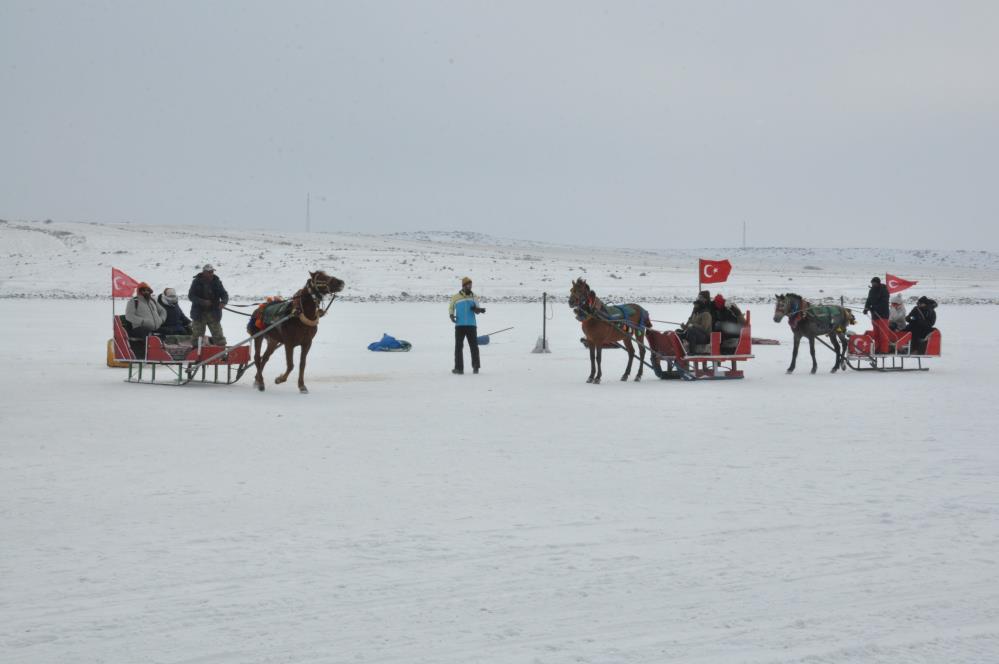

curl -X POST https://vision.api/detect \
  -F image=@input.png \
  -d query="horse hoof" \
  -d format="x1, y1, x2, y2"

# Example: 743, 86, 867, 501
299, 387, 309, 394
593, 378, 601, 384
275, 377, 286, 384
620, 375, 628, 382
786, 369, 794, 374
586, 377, 594, 383
810, 368, 817, 374
634, 376, 642, 382
255, 382, 265, 392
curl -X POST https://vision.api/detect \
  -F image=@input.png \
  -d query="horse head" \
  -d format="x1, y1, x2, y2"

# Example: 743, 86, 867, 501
774, 293, 803, 323
569, 278, 589, 307
310, 271, 345, 296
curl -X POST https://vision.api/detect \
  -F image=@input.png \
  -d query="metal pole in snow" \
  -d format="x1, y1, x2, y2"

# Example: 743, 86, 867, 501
542, 292, 547, 350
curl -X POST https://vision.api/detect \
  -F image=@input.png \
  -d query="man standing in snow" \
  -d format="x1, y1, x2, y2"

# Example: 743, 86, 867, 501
449, 276, 485, 374
188, 263, 229, 346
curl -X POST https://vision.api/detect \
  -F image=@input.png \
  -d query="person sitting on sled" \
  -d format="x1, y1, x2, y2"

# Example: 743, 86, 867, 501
125, 282, 166, 338
904, 296, 938, 352
888, 293, 907, 331
712, 293, 746, 340
156, 287, 192, 337
678, 290, 713, 354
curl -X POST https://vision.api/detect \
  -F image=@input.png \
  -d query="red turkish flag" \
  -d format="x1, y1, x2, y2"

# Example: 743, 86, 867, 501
111, 267, 139, 297
885, 273, 918, 294
699, 258, 732, 284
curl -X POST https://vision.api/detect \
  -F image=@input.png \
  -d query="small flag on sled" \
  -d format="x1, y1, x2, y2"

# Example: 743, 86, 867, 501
112, 267, 140, 297
699, 258, 732, 285
886, 273, 918, 294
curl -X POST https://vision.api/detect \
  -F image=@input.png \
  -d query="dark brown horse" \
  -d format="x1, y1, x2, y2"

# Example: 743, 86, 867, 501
252, 271, 345, 393
773, 293, 855, 374
569, 278, 650, 383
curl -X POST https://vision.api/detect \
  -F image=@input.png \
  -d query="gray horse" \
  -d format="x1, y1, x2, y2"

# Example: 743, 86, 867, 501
773, 293, 854, 374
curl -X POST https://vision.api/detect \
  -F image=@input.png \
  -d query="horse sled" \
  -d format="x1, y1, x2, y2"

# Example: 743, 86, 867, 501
109, 271, 345, 390
569, 279, 754, 383
111, 314, 253, 385
844, 321, 942, 372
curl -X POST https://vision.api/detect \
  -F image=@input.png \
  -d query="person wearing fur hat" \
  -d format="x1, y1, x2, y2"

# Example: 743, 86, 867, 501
679, 292, 713, 354
448, 276, 485, 374
888, 293, 907, 331
156, 287, 192, 336
125, 282, 166, 337
188, 263, 229, 346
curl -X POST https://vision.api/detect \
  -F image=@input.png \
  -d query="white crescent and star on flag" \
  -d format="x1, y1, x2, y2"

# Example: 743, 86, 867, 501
702, 264, 718, 278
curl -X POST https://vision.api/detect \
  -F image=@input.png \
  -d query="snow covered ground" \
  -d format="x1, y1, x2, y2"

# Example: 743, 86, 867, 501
3, 294, 999, 663
3, 219, 999, 304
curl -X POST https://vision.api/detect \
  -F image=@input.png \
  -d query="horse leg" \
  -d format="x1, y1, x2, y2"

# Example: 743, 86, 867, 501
253, 338, 264, 390
297, 340, 312, 393
275, 343, 295, 384
621, 337, 634, 381
788, 334, 800, 373
809, 336, 818, 374
635, 334, 645, 381
587, 342, 596, 383
255, 338, 280, 391
829, 334, 841, 373
594, 346, 602, 384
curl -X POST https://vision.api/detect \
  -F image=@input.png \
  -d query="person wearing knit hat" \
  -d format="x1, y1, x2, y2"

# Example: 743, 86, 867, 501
125, 281, 166, 339
188, 263, 229, 346
448, 276, 485, 374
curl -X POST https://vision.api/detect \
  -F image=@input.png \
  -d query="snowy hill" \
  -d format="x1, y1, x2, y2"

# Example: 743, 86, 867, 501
2, 218, 998, 304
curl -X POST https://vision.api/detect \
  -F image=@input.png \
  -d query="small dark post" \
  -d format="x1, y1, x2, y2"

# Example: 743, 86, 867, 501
542, 291, 547, 348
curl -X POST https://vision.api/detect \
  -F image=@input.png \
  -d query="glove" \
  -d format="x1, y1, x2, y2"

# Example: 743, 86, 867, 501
474, 307, 486, 314
449, 314, 456, 323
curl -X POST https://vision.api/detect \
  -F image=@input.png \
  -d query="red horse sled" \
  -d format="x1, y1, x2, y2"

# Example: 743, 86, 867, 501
111, 315, 252, 385
845, 318, 942, 371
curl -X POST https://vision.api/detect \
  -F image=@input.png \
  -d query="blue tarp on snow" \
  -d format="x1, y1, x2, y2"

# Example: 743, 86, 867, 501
367, 333, 412, 352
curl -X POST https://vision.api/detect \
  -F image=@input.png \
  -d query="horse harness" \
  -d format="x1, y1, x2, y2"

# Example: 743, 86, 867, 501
293, 275, 337, 327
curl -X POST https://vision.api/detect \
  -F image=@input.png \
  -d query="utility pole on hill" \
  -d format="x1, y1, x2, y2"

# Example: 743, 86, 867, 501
306, 192, 311, 233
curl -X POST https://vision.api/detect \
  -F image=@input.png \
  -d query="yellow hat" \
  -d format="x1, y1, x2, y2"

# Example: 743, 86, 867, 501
461, 276, 472, 285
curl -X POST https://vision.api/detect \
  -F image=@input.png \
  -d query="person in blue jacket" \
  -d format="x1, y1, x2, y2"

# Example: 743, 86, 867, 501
449, 276, 485, 374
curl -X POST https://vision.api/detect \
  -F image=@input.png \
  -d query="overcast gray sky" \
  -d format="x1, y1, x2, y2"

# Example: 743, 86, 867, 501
2, 1, 997, 249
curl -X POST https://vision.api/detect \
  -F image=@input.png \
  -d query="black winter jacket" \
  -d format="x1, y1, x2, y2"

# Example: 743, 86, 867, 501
188, 274, 229, 321
864, 284, 890, 319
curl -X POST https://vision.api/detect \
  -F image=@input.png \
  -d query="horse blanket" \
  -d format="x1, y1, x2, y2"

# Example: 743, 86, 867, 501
248, 299, 293, 334
602, 304, 652, 330
802, 305, 851, 334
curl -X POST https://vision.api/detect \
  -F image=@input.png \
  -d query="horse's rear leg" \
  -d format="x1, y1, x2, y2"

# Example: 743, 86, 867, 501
829, 334, 841, 373
275, 343, 295, 385
620, 338, 634, 381
254, 338, 280, 391
297, 340, 312, 394
594, 347, 602, 384
809, 337, 818, 374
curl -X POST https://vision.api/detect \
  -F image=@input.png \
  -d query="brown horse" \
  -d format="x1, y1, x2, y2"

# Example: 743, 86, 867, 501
252, 271, 345, 393
773, 293, 855, 374
569, 278, 650, 383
